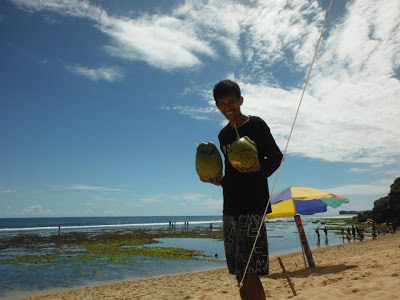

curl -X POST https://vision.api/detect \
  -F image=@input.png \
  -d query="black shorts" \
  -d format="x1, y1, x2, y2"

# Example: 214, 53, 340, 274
223, 214, 269, 277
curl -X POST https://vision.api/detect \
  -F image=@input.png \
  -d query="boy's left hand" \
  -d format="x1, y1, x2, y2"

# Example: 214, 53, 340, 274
233, 155, 261, 173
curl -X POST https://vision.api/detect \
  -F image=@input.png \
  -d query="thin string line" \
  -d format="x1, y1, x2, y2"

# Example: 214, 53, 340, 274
239, 0, 334, 288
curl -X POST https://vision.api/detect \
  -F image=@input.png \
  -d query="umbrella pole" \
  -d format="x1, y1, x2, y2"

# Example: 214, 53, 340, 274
294, 215, 315, 268
300, 239, 307, 269
296, 219, 307, 268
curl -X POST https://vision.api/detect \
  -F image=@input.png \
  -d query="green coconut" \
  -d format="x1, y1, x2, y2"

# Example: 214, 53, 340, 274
195, 142, 223, 179
228, 136, 258, 169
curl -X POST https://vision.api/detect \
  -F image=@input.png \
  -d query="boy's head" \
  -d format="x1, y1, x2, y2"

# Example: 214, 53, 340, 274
213, 79, 241, 102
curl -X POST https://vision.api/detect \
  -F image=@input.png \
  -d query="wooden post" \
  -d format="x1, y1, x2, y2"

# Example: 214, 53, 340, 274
294, 214, 315, 268
277, 257, 297, 296
299, 239, 307, 269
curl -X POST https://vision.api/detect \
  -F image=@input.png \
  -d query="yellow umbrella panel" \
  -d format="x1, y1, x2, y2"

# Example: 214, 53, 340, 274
266, 187, 349, 219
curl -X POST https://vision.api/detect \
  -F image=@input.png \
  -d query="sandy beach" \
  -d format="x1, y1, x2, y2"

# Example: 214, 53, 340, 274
24, 233, 399, 300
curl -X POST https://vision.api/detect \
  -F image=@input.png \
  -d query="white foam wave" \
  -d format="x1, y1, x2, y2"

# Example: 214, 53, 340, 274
0, 220, 223, 232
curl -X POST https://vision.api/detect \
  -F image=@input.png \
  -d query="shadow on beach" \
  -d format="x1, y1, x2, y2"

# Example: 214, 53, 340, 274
268, 263, 358, 279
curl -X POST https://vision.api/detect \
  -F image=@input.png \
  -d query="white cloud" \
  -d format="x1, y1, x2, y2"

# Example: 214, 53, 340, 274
384, 170, 400, 176
138, 196, 164, 204
24, 204, 53, 215
163, 105, 218, 120
10, 0, 400, 166
88, 195, 121, 201
326, 177, 397, 196
52, 185, 122, 191
241, 0, 324, 69
10, 0, 215, 71
103, 16, 215, 71
371, 178, 397, 187
215, 0, 400, 166
137, 192, 220, 205
288, 0, 400, 164
10, 0, 108, 21
348, 168, 370, 173
9, 0, 323, 71
149, 0, 399, 166
169, 192, 212, 201
67, 65, 123, 82
326, 184, 390, 196
0, 187, 15, 193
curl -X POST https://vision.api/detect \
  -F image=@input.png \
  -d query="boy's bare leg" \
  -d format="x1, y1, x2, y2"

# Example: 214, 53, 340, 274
237, 273, 266, 300
238, 284, 249, 300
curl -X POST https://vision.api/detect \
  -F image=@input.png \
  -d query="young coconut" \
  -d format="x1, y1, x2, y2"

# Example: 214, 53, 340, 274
228, 136, 258, 169
228, 124, 258, 169
195, 142, 223, 180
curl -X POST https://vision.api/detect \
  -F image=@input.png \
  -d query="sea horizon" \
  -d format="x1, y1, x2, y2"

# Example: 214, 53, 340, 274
0, 215, 223, 232
0, 214, 354, 232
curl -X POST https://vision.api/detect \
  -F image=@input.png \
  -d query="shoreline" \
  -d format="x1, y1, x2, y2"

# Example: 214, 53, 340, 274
0, 214, 355, 232
20, 233, 399, 300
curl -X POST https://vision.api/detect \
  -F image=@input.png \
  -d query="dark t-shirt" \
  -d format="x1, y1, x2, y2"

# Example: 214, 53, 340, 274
218, 116, 283, 216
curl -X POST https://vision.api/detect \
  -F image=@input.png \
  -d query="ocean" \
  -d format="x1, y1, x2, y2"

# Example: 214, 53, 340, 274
0, 216, 223, 232
0, 215, 358, 299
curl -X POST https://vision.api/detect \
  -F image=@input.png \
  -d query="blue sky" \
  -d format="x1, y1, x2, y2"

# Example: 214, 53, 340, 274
1, 0, 399, 218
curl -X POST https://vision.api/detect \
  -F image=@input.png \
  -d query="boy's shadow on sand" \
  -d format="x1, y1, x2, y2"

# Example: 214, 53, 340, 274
268, 264, 358, 279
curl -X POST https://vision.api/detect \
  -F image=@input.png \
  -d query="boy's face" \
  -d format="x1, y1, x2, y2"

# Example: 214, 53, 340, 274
216, 95, 244, 123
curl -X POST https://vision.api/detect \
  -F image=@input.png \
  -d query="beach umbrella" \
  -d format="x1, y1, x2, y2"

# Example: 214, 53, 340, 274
266, 187, 349, 268
266, 187, 349, 219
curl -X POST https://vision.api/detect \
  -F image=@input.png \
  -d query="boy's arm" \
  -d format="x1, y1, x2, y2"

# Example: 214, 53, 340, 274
257, 122, 283, 177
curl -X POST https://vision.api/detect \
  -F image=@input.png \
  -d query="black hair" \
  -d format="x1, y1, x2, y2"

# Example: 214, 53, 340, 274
213, 79, 241, 102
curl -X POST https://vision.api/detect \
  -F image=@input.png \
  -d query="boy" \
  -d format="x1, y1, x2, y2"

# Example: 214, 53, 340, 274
201, 79, 283, 299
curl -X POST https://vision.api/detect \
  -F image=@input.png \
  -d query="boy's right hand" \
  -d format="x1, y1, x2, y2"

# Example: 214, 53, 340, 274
200, 176, 221, 186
